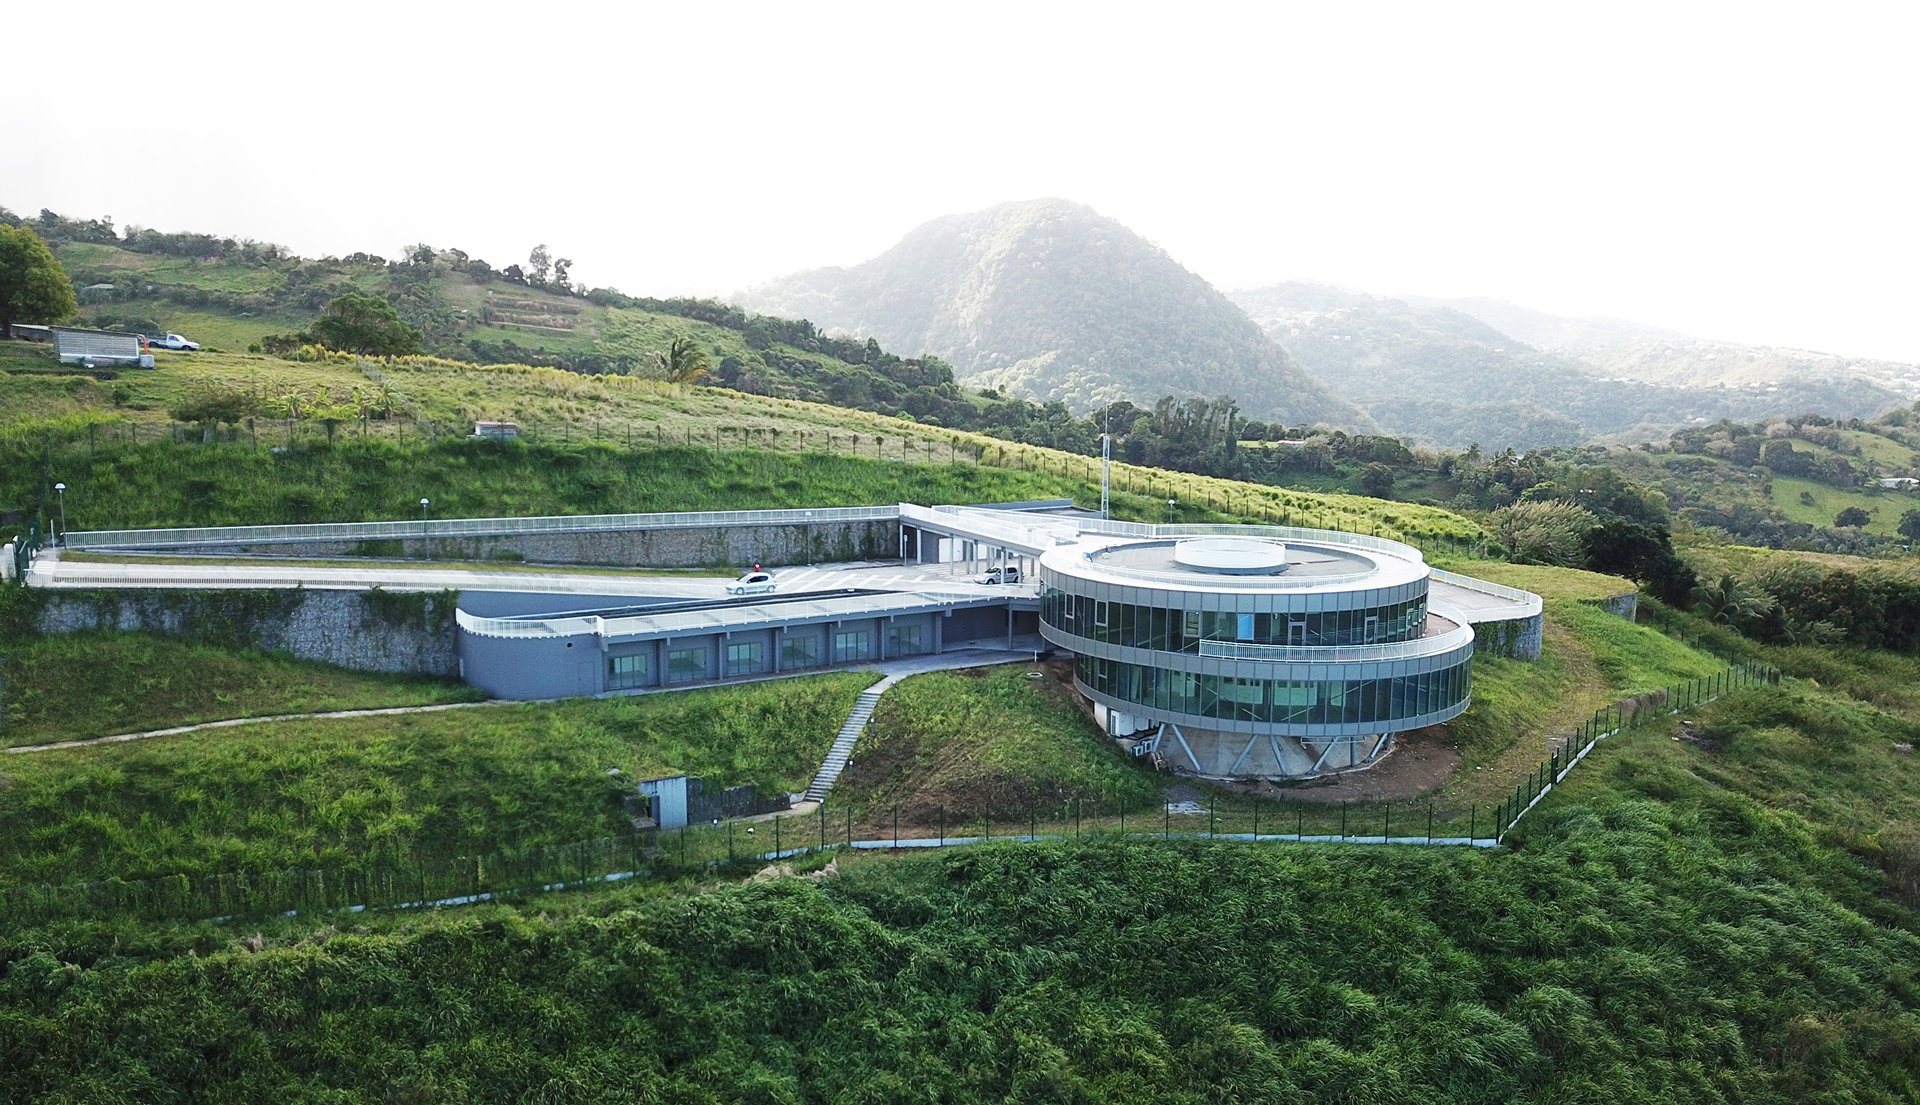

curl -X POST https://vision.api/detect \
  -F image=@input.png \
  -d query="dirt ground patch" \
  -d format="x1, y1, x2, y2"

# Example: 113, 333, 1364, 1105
1216, 723, 1463, 804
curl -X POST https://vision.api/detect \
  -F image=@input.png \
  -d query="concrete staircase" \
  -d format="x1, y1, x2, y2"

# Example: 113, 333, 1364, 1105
804, 676, 901, 802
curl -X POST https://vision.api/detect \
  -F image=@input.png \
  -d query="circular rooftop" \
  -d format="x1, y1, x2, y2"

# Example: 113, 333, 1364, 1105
1172, 537, 1288, 575
1040, 526, 1433, 597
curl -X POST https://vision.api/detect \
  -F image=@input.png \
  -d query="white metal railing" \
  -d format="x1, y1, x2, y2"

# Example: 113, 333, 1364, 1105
1077, 519, 1429, 565
64, 506, 900, 550
1428, 568, 1544, 617
455, 589, 1003, 641
1196, 608, 1474, 664
911, 504, 1077, 555
1085, 561, 1381, 590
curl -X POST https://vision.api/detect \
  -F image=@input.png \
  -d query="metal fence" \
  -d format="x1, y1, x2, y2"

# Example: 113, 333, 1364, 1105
62, 505, 901, 551
0, 661, 1780, 929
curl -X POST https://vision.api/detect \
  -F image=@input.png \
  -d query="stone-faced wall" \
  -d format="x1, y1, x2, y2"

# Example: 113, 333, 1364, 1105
35, 588, 458, 677
1473, 614, 1543, 661
129, 520, 900, 571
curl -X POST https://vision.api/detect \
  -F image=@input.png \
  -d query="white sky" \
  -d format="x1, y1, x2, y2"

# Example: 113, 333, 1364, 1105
6, 1, 1917, 360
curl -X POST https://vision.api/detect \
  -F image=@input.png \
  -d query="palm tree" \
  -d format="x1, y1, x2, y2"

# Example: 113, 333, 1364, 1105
1690, 574, 1771, 627
652, 336, 710, 384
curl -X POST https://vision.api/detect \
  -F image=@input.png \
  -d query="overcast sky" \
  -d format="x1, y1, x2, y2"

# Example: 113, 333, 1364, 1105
7, 2, 1916, 360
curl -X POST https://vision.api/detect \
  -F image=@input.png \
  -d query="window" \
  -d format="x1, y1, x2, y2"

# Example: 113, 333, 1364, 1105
667, 647, 706, 683
1237, 613, 1254, 640
781, 634, 819, 669
833, 630, 870, 664
607, 653, 649, 690
726, 640, 765, 675
887, 624, 923, 655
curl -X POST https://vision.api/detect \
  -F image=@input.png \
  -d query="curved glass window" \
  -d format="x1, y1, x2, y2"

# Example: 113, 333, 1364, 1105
1075, 653, 1470, 728
1041, 587, 1427, 650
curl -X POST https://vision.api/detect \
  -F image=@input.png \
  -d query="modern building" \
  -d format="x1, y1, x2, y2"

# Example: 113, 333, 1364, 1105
454, 503, 1541, 781
1037, 527, 1486, 778
59, 497, 1539, 780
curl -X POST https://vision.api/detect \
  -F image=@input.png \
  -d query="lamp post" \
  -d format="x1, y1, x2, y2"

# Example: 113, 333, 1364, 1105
420, 497, 430, 521
1166, 497, 1176, 525
53, 483, 67, 545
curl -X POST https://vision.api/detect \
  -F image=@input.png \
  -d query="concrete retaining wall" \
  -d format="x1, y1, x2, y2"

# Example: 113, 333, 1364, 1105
1474, 614, 1543, 661
1595, 592, 1639, 621
116, 520, 900, 570
36, 589, 458, 677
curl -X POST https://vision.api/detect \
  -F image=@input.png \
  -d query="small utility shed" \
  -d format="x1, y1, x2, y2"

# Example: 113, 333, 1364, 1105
53, 327, 152, 367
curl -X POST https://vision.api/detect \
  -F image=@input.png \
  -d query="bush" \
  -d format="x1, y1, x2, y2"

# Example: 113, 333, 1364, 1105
1494, 499, 1595, 566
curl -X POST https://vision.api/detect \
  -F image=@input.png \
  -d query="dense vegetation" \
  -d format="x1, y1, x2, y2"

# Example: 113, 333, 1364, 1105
1, 632, 479, 746
2, 815, 1916, 1102
0, 673, 871, 884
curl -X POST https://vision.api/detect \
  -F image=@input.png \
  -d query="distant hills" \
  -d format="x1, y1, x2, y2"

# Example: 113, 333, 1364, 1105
1409, 295, 1920, 403
1229, 284, 1908, 450
735, 199, 1372, 432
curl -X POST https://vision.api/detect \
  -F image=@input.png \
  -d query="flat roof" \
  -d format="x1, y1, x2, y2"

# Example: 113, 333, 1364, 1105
457, 588, 1015, 642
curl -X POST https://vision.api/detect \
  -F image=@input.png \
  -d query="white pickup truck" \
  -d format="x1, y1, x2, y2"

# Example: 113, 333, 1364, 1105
151, 332, 200, 351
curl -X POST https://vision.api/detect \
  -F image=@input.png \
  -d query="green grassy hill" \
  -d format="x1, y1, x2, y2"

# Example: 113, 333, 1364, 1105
0, 340, 1486, 548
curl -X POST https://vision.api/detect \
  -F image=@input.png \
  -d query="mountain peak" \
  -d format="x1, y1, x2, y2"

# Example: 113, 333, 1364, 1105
737, 201, 1370, 430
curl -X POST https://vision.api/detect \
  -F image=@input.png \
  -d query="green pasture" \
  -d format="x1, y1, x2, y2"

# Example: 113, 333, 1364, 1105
0, 671, 872, 885
1770, 473, 1910, 535
2, 632, 480, 748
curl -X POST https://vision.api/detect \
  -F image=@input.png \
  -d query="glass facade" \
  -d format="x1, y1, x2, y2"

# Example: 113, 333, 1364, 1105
1041, 587, 1426, 649
781, 634, 820, 669
726, 641, 766, 675
832, 630, 871, 664
666, 647, 707, 683
1076, 653, 1470, 728
607, 653, 649, 690
887, 624, 924, 656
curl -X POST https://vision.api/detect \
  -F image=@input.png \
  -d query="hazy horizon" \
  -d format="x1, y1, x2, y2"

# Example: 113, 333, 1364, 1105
5, 2, 1915, 362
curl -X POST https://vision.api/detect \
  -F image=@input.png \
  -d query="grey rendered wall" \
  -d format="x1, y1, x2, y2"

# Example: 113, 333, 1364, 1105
36, 588, 459, 676
460, 628, 601, 699
138, 519, 900, 570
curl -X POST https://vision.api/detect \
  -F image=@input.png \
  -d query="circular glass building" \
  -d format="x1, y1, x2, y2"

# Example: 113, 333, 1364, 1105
1038, 529, 1475, 778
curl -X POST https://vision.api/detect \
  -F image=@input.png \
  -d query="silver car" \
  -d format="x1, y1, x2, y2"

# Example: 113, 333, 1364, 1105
726, 571, 777, 596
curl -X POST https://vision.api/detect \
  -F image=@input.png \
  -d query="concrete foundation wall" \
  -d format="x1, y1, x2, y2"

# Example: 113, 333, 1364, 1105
122, 520, 900, 570
1473, 614, 1544, 661
36, 589, 459, 677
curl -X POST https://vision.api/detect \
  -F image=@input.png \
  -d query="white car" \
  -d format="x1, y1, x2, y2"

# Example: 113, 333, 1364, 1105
726, 571, 777, 596
973, 565, 1023, 585
151, 333, 200, 351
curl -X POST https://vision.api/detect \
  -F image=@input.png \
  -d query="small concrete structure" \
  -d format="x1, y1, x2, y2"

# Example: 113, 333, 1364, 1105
53, 327, 151, 367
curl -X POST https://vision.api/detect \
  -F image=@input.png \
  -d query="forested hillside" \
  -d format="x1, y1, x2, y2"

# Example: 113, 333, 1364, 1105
1415, 293, 1920, 402
737, 198, 1370, 431
1232, 282, 1904, 448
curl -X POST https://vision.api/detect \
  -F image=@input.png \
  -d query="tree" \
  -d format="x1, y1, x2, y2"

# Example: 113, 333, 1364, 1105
1834, 506, 1872, 529
1691, 573, 1772, 627
1359, 464, 1396, 499
0, 225, 77, 335
651, 335, 710, 383
309, 294, 423, 356
1493, 499, 1596, 566
527, 244, 552, 287
1899, 508, 1920, 543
